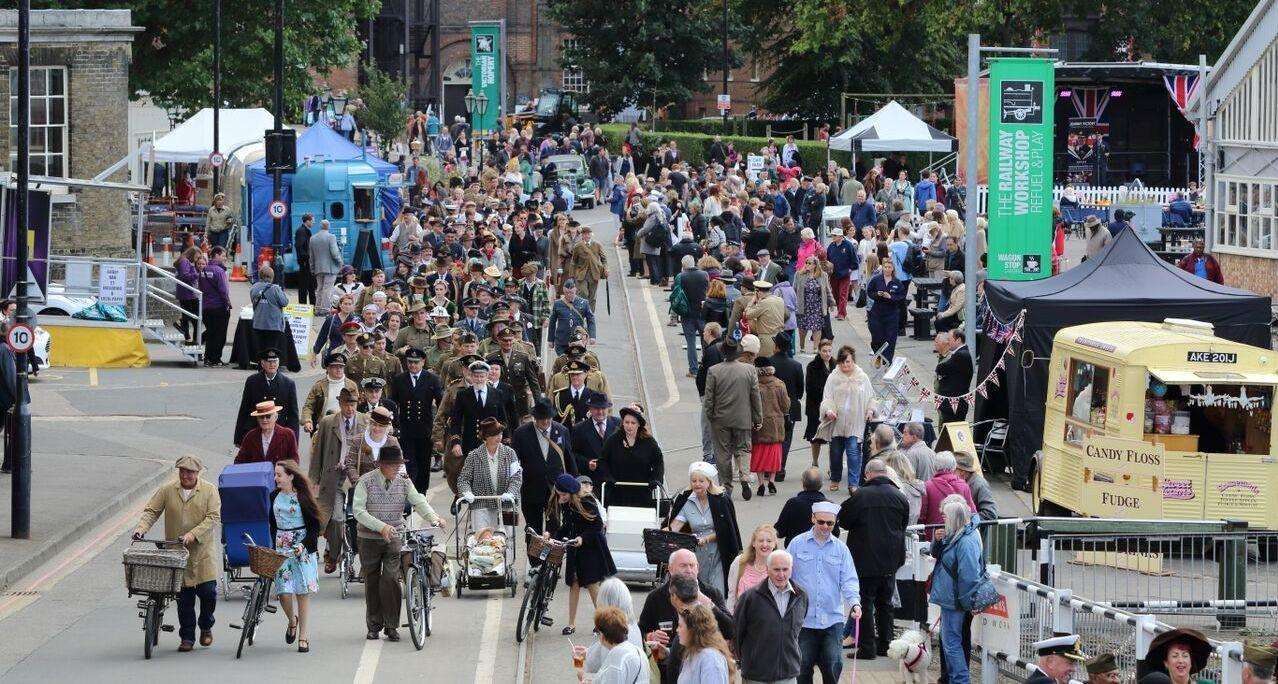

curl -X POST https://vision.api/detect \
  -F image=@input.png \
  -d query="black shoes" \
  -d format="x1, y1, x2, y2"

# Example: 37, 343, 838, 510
756, 484, 766, 497
384, 628, 401, 642
741, 482, 752, 501
768, 482, 777, 495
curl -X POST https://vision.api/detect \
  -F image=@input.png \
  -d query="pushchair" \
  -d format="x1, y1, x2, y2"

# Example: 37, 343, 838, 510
218, 462, 276, 599
450, 496, 519, 598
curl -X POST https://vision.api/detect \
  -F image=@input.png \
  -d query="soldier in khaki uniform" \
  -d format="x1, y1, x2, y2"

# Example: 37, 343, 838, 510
486, 328, 543, 420
551, 337, 602, 375
547, 355, 609, 399
132, 455, 222, 651
480, 312, 539, 360
394, 302, 434, 359
346, 333, 388, 388
424, 326, 454, 374
570, 226, 608, 310
440, 331, 481, 386
372, 332, 402, 383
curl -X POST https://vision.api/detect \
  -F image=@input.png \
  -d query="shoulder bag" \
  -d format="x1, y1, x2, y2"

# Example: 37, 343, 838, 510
939, 538, 1000, 612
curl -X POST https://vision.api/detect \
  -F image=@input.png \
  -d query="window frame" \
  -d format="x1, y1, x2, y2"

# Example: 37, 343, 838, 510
1214, 174, 1278, 254
8, 65, 69, 178
1063, 356, 1112, 446
560, 39, 590, 94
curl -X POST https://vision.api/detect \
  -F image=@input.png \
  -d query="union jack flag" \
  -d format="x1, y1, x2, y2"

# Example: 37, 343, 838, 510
1070, 88, 1111, 120
1164, 74, 1202, 148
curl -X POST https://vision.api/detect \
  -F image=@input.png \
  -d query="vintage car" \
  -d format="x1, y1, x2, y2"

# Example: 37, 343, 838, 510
541, 154, 596, 209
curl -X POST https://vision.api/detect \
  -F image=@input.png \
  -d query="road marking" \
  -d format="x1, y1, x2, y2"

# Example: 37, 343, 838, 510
352, 636, 384, 684
33, 415, 201, 423
473, 595, 504, 684
0, 500, 144, 621
88, 367, 98, 386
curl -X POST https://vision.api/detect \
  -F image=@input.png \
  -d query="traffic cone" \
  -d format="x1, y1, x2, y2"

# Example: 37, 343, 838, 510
229, 241, 248, 281
143, 233, 155, 265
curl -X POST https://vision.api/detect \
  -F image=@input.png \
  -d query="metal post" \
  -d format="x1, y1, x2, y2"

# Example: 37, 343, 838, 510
1199, 54, 1214, 252
1052, 588, 1073, 633
11, 0, 32, 539
271, 0, 285, 282
1217, 521, 1247, 630
721, 0, 728, 134
963, 33, 980, 358
212, 0, 222, 194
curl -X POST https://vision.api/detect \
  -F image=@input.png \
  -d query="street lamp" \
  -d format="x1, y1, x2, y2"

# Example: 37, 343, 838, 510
320, 87, 350, 125
463, 89, 489, 171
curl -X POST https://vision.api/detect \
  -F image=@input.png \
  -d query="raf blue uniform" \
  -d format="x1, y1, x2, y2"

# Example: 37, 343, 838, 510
547, 296, 596, 355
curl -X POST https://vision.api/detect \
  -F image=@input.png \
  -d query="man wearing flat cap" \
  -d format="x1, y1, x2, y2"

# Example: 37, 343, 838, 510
1242, 641, 1277, 684
134, 456, 222, 651
204, 192, 237, 250
1029, 634, 1087, 684
233, 347, 299, 447
1086, 652, 1119, 684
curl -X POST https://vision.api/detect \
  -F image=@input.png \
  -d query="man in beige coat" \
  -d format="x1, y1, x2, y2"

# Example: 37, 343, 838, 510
704, 334, 764, 500
302, 352, 359, 434
570, 226, 608, 310
309, 387, 367, 573
133, 455, 222, 651
742, 281, 787, 357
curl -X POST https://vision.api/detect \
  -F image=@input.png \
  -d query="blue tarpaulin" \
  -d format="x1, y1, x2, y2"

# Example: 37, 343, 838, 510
245, 125, 401, 252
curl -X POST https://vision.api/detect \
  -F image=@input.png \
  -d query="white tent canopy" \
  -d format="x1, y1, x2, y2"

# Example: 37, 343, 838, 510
829, 100, 957, 153
148, 108, 276, 163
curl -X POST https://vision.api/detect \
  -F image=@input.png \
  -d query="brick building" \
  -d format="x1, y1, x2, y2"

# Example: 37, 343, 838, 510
0, 9, 141, 256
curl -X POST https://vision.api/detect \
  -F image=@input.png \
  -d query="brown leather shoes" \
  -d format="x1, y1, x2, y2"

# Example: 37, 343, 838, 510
200, 630, 213, 647
178, 640, 194, 652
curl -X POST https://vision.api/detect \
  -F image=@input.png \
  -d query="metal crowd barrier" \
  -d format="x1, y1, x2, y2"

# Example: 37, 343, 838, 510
905, 517, 1254, 683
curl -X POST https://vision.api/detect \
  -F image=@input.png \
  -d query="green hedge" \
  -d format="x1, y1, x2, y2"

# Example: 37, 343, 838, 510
653, 118, 828, 139
598, 123, 852, 171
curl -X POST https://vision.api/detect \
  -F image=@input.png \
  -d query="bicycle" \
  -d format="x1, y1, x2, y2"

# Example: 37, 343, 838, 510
124, 537, 187, 660
401, 526, 441, 651
339, 495, 363, 600
231, 533, 284, 659
515, 530, 577, 643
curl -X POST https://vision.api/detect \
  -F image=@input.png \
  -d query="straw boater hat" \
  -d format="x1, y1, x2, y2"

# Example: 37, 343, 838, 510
249, 401, 281, 417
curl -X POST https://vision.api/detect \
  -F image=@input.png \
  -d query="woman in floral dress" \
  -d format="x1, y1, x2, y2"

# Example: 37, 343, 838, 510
271, 460, 321, 653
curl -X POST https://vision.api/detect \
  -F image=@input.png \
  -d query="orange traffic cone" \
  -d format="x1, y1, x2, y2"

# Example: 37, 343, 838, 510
229, 240, 248, 281
143, 233, 155, 265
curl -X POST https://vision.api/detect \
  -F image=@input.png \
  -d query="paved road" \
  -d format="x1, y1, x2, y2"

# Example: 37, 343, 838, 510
0, 204, 1039, 682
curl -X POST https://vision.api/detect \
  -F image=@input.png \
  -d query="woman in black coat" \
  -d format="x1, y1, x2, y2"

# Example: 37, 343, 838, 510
804, 340, 836, 467
507, 221, 539, 274
547, 474, 615, 636
599, 406, 665, 508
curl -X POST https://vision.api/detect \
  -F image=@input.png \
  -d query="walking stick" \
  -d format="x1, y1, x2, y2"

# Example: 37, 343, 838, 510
605, 276, 612, 316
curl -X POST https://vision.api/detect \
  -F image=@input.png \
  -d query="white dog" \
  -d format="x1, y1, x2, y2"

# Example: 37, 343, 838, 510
886, 628, 932, 683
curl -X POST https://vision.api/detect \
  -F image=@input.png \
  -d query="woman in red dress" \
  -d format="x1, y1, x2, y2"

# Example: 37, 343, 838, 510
749, 357, 790, 497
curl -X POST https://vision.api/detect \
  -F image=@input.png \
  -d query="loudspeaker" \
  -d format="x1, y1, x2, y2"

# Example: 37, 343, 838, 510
264, 129, 297, 173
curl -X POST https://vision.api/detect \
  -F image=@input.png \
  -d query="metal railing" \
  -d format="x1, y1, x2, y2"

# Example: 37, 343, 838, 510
975, 184, 1190, 215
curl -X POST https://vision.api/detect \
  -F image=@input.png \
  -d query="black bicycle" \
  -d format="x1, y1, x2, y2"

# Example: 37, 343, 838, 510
402, 527, 441, 650
124, 538, 187, 660
515, 530, 576, 643
232, 533, 282, 659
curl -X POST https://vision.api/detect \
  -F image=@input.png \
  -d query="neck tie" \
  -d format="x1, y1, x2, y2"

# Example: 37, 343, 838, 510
597, 421, 605, 439
411, 373, 417, 388
344, 417, 352, 434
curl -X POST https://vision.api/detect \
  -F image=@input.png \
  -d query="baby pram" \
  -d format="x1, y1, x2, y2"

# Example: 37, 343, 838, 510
218, 462, 275, 598
450, 495, 518, 598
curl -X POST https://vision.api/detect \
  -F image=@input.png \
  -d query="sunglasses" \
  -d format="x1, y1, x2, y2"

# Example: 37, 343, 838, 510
813, 519, 836, 527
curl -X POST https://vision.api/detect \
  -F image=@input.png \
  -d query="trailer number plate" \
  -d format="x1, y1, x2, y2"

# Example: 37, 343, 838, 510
1187, 351, 1237, 364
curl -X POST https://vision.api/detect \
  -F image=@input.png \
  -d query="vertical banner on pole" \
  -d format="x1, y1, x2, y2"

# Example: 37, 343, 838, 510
2, 188, 50, 301
988, 58, 1054, 281
469, 22, 502, 133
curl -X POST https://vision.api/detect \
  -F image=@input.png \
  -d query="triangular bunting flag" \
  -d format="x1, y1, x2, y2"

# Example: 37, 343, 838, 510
948, 397, 959, 412
991, 373, 1001, 387
977, 383, 989, 399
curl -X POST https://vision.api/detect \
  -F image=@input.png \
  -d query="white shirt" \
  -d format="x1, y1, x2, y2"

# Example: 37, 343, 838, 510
323, 379, 344, 416
769, 580, 796, 616
485, 446, 501, 489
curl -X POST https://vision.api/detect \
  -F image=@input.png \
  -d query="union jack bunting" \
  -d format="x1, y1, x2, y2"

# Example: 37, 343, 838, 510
1163, 74, 1201, 149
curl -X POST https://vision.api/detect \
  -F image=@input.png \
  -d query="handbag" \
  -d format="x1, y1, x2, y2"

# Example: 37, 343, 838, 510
854, 287, 867, 309
940, 541, 1000, 612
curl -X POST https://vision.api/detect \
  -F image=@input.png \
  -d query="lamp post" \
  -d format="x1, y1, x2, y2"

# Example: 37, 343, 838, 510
464, 89, 489, 172
212, 0, 222, 194
10, 0, 32, 539
270, 0, 285, 282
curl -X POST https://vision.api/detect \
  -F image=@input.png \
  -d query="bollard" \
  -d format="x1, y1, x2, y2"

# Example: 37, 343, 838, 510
1217, 522, 1247, 630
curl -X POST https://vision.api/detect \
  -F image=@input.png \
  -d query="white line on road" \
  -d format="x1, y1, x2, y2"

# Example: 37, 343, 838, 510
473, 595, 504, 684
614, 244, 679, 410
352, 636, 384, 684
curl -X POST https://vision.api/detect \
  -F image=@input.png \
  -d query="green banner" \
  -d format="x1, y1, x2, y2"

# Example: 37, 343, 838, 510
988, 58, 1054, 280
469, 22, 502, 134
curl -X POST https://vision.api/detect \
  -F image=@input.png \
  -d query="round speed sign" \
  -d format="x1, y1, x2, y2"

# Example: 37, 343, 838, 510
209, 152, 225, 168
268, 200, 288, 220
6, 323, 34, 354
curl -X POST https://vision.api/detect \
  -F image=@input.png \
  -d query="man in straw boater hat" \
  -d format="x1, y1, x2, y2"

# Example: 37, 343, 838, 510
234, 400, 299, 464
350, 444, 441, 642
133, 456, 222, 652
1028, 633, 1088, 684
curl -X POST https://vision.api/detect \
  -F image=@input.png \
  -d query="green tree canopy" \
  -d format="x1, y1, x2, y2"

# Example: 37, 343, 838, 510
35, 0, 379, 118
547, 0, 740, 117
356, 67, 408, 152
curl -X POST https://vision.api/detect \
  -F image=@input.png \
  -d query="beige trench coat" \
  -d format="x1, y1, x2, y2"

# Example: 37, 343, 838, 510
135, 478, 222, 587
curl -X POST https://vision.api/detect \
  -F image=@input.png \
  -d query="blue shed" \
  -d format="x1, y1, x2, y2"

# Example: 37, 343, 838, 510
242, 125, 402, 273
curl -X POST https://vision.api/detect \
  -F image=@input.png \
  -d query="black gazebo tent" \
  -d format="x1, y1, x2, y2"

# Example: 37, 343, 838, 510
976, 229, 1272, 488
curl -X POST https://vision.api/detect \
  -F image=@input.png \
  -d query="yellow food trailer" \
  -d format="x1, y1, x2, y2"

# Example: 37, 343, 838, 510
1036, 318, 1277, 529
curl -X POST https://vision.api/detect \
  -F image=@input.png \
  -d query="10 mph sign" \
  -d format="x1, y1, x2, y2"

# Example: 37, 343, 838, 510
268, 200, 288, 220
7, 323, 34, 354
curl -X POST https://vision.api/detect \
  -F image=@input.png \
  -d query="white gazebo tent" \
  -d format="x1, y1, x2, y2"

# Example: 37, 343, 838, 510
147, 107, 276, 163
829, 100, 957, 153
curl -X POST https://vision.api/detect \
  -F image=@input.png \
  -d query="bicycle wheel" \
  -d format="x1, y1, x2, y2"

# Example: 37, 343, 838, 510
142, 600, 155, 660
405, 567, 426, 650
339, 553, 350, 600
236, 581, 262, 659
535, 569, 559, 633
152, 599, 163, 647
515, 577, 542, 643
423, 579, 433, 637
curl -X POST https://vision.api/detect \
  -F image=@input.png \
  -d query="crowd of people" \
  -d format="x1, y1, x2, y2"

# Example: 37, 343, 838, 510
137, 117, 1277, 684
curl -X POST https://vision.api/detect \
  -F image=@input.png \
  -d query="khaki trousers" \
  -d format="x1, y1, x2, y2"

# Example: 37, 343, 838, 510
358, 535, 403, 632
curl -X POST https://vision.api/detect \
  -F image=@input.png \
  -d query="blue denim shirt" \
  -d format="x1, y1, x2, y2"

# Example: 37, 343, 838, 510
787, 530, 860, 629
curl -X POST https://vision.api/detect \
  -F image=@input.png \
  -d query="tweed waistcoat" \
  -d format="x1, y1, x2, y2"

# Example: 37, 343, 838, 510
358, 470, 407, 539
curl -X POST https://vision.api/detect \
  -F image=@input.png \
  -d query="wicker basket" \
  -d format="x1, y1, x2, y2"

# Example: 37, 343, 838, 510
123, 547, 189, 595
526, 535, 566, 566
248, 544, 288, 579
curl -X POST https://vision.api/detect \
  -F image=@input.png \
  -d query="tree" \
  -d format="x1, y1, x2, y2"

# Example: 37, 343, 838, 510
356, 67, 408, 152
547, 0, 739, 116
35, 0, 380, 117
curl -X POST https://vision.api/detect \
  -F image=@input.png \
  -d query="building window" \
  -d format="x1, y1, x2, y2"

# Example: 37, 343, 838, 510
1216, 175, 1278, 252
561, 39, 589, 93
1064, 357, 1110, 446
8, 66, 68, 178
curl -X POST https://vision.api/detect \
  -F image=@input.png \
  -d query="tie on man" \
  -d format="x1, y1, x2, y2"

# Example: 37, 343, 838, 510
596, 421, 605, 439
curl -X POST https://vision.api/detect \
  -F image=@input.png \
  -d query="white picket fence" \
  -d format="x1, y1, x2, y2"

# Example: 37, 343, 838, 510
974, 184, 1190, 215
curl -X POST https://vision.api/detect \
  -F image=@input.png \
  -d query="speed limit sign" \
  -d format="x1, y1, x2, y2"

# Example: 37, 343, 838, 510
268, 200, 288, 220
209, 151, 225, 168
7, 323, 33, 354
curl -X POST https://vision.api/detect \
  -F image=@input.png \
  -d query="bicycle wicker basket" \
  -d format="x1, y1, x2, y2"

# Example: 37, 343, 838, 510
248, 544, 288, 579
123, 546, 189, 595
526, 535, 566, 566
642, 529, 698, 566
